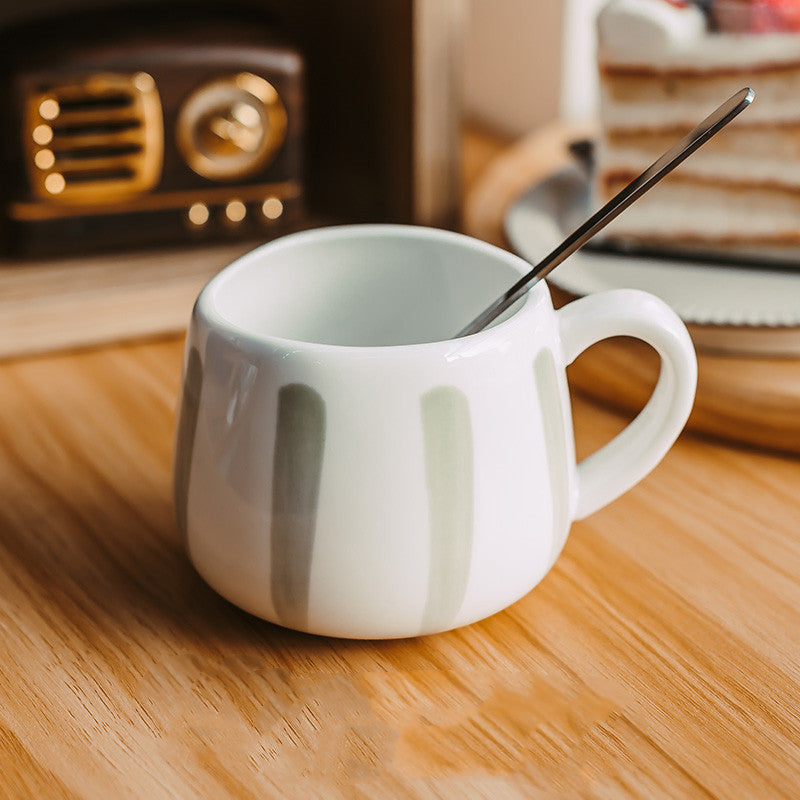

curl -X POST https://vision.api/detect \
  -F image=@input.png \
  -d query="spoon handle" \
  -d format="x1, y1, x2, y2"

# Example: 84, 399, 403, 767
456, 87, 755, 338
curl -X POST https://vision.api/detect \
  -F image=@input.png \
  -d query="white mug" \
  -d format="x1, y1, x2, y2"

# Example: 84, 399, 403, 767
174, 224, 696, 639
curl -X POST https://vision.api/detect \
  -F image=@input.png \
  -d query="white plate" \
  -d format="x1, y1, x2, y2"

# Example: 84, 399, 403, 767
504, 167, 800, 336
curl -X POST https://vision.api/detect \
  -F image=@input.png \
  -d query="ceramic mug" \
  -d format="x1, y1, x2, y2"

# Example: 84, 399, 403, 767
174, 224, 696, 639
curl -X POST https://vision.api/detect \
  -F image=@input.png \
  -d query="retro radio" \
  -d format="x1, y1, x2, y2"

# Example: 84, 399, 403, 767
1, 22, 304, 256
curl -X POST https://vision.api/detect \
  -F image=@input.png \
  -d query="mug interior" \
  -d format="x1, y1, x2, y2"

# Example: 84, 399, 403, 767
209, 227, 529, 346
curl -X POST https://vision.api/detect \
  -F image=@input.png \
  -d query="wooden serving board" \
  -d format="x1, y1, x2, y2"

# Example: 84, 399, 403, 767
465, 121, 800, 455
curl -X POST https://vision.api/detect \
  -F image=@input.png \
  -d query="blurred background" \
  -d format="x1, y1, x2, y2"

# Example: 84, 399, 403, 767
465, 0, 605, 135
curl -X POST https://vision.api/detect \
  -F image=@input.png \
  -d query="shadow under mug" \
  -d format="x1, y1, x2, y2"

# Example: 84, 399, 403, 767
174, 224, 697, 639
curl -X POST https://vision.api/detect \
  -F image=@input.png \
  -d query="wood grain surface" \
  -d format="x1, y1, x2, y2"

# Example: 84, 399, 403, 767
1, 334, 800, 798
464, 122, 800, 456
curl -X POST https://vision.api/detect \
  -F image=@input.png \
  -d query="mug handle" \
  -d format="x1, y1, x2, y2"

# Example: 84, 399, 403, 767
557, 288, 697, 520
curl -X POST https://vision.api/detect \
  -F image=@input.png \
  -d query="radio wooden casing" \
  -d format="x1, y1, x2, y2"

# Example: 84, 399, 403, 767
1, 25, 304, 255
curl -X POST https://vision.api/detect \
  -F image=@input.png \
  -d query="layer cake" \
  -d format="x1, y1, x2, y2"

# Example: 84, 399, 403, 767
596, 0, 800, 257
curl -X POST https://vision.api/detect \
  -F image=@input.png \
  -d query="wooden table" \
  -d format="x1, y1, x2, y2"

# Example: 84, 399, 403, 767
2, 132, 800, 798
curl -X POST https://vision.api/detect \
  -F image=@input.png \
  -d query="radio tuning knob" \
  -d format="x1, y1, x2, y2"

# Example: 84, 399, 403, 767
176, 73, 287, 182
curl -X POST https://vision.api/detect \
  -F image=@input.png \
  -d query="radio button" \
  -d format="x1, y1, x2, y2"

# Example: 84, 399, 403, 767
261, 197, 283, 220
187, 202, 210, 226
224, 199, 247, 223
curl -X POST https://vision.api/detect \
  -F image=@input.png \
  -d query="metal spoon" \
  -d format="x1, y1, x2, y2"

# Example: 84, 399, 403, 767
456, 87, 755, 338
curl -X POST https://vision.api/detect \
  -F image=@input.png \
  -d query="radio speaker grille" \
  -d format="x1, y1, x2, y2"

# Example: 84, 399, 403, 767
23, 72, 163, 205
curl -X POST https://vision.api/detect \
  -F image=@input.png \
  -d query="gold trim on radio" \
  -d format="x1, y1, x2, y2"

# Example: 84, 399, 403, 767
8, 180, 302, 221
23, 72, 164, 205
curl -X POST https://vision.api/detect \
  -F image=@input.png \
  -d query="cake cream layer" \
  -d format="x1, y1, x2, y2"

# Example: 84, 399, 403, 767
599, 65, 800, 129
598, 0, 800, 127
598, 174, 800, 245
599, 122, 800, 187
599, 32, 800, 71
598, 0, 800, 70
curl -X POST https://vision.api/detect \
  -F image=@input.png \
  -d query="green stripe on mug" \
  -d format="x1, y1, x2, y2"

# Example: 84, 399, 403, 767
174, 347, 203, 551
270, 383, 326, 631
420, 386, 474, 633
534, 349, 570, 565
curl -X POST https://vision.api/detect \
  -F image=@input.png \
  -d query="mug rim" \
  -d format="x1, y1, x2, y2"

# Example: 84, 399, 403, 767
195, 223, 546, 354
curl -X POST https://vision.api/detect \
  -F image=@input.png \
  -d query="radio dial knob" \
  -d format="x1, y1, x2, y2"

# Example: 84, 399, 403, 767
176, 73, 287, 182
